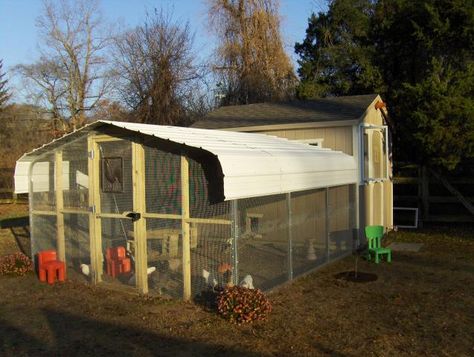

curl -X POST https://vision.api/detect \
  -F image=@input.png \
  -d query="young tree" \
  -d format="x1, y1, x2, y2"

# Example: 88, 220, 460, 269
208, 0, 296, 105
112, 10, 201, 125
0, 59, 11, 111
295, 0, 382, 98
17, 0, 112, 129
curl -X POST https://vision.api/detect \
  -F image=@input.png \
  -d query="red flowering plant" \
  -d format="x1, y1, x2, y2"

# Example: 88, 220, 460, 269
0, 252, 33, 276
217, 285, 272, 324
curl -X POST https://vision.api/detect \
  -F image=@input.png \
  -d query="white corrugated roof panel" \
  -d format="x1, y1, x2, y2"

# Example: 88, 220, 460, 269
15, 120, 357, 199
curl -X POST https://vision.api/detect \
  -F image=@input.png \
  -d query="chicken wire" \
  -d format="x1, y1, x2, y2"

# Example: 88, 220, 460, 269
99, 140, 133, 213
236, 194, 289, 291
328, 185, 357, 260
146, 219, 182, 298
291, 188, 327, 278
188, 159, 232, 298
27, 136, 358, 299
62, 138, 89, 209
145, 146, 181, 214
30, 214, 57, 258
100, 217, 135, 288
31, 154, 56, 211
64, 213, 90, 282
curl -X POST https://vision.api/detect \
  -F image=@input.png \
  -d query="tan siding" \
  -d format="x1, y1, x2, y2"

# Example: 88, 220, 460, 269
362, 102, 383, 126
257, 126, 353, 155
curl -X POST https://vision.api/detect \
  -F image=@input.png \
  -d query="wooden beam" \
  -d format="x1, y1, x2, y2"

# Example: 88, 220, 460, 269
61, 208, 89, 214
142, 213, 182, 220
55, 151, 66, 262
186, 217, 232, 225
181, 155, 191, 301
87, 135, 103, 283
93, 134, 124, 142
31, 210, 57, 216
132, 141, 148, 295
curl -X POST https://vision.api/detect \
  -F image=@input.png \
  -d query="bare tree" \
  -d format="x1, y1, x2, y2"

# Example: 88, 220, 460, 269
208, 0, 297, 105
16, 57, 67, 125
112, 9, 201, 125
17, 0, 112, 129
0, 59, 11, 111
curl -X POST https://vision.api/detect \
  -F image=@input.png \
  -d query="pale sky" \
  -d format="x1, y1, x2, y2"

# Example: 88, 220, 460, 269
0, 0, 328, 101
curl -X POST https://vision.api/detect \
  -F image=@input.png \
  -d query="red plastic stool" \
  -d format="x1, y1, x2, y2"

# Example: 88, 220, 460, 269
105, 246, 131, 278
37, 250, 66, 284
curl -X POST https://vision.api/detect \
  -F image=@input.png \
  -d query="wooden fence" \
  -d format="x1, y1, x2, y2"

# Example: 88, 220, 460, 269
394, 164, 474, 225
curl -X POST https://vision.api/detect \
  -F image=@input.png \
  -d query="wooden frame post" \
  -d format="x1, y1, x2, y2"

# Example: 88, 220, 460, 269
55, 150, 66, 262
325, 187, 330, 262
132, 141, 148, 294
231, 200, 239, 285
181, 155, 191, 300
287, 193, 293, 280
87, 135, 103, 283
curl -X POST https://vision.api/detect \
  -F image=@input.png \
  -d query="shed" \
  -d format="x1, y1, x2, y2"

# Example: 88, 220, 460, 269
193, 94, 393, 233
15, 120, 358, 299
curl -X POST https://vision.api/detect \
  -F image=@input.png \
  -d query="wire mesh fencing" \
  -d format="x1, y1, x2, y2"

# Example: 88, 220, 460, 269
28, 137, 358, 299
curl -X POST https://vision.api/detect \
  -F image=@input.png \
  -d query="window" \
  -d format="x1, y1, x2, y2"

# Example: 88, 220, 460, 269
292, 138, 324, 148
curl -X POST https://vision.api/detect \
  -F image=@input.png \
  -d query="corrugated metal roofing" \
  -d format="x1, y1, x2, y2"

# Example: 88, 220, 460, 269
15, 120, 358, 199
192, 94, 378, 129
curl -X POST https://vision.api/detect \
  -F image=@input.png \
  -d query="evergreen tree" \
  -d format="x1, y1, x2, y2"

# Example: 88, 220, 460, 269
295, 0, 382, 98
295, 0, 474, 170
0, 59, 11, 110
372, 0, 474, 170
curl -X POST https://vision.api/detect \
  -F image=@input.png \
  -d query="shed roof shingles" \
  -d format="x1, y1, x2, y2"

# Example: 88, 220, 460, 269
192, 94, 378, 129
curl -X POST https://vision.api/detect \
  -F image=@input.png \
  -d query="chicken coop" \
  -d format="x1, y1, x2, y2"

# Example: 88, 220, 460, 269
15, 121, 358, 300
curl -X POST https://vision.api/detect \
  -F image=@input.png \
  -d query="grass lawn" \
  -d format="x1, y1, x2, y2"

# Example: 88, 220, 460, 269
1, 203, 473, 356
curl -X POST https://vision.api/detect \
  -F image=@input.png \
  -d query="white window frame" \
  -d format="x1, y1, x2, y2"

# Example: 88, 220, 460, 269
359, 124, 389, 183
293, 138, 324, 148
393, 207, 419, 229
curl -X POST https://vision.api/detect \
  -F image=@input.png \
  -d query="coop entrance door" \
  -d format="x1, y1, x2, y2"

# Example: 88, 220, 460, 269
89, 137, 148, 294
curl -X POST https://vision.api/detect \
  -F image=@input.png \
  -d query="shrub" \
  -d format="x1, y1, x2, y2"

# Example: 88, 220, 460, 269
217, 286, 272, 324
0, 252, 33, 276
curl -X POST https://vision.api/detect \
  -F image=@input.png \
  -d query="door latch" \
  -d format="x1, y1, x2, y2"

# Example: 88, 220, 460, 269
125, 212, 141, 222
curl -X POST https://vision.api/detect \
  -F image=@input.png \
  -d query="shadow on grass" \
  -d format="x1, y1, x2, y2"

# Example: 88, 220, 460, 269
394, 251, 474, 275
1, 308, 263, 357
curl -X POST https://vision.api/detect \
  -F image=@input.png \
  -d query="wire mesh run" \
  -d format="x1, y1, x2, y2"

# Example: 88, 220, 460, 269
328, 185, 356, 260
30, 214, 57, 257
64, 213, 90, 282
62, 138, 89, 210
99, 140, 133, 214
100, 217, 135, 288
237, 194, 289, 291
27, 135, 358, 299
146, 219, 183, 299
291, 188, 327, 277
145, 146, 181, 215
31, 154, 56, 211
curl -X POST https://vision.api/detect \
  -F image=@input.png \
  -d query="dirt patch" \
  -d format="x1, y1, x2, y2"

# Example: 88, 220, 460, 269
0, 202, 28, 218
334, 270, 378, 283
1, 203, 474, 356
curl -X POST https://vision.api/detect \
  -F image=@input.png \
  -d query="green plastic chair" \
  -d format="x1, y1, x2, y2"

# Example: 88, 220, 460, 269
365, 225, 392, 264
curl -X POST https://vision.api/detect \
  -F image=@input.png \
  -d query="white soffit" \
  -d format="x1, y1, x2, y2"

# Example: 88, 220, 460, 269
15, 120, 357, 199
